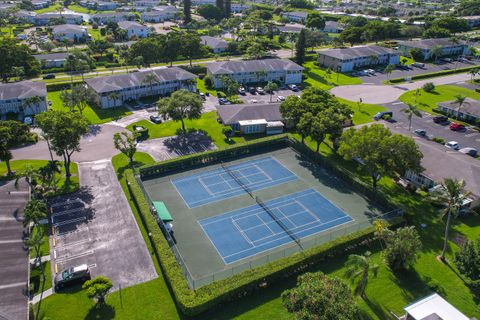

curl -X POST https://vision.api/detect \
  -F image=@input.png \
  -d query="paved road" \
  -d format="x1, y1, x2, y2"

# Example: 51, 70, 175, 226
331, 73, 472, 104
49, 161, 157, 291
382, 101, 480, 150
0, 180, 29, 320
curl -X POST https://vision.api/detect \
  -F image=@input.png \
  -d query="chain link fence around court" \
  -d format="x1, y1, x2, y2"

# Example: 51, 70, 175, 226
135, 172, 404, 290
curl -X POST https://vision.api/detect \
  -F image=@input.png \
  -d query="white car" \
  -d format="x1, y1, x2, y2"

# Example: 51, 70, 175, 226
277, 96, 285, 101
367, 69, 376, 75
250, 99, 258, 104
288, 84, 298, 91
445, 141, 459, 150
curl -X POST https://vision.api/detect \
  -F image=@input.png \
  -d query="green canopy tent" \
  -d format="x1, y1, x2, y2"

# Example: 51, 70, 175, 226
152, 201, 173, 222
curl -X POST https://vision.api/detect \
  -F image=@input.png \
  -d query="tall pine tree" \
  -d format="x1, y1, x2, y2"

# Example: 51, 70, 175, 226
183, 0, 191, 24
295, 28, 306, 65
224, 0, 231, 17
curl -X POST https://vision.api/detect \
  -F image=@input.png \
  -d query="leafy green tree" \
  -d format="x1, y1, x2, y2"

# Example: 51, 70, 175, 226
183, 0, 191, 23
340, 26, 364, 46
338, 125, 423, 190
282, 272, 359, 320
82, 276, 113, 304
158, 90, 204, 133
245, 42, 268, 60
429, 44, 444, 63
384, 63, 395, 81
223, 0, 230, 17
295, 28, 306, 65
454, 238, 480, 280
345, 251, 379, 298
142, 72, 158, 97
198, 4, 224, 21
182, 33, 202, 67
24, 199, 48, 227
36, 111, 89, 181
430, 178, 470, 261
113, 132, 139, 164
87, 39, 113, 57
219, 75, 240, 96
401, 103, 422, 131
454, 94, 467, 119
0, 38, 40, 82
296, 112, 313, 144
380, 226, 422, 271
60, 85, 99, 115
306, 12, 325, 29
0, 120, 34, 176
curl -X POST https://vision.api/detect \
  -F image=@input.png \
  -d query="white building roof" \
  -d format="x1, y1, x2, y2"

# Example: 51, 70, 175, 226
404, 294, 469, 320
239, 119, 268, 126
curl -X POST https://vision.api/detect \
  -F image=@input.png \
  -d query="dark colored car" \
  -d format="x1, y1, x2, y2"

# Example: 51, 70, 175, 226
218, 98, 230, 105
373, 111, 393, 121
43, 74, 55, 79
54, 264, 90, 290
248, 87, 256, 94
449, 122, 465, 131
150, 115, 162, 124
433, 115, 448, 123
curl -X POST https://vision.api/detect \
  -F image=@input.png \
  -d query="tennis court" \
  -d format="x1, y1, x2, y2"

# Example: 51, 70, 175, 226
199, 188, 353, 264
172, 156, 297, 208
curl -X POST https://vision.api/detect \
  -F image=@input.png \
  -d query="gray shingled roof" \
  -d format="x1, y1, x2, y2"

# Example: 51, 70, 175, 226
118, 20, 145, 29
318, 45, 398, 60
52, 24, 86, 33
34, 52, 69, 61
0, 81, 47, 100
217, 103, 282, 124
84, 67, 197, 94
439, 98, 480, 118
398, 38, 466, 50
277, 24, 304, 33
206, 59, 303, 75
36, 13, 82, 19
200, 36, 228, 50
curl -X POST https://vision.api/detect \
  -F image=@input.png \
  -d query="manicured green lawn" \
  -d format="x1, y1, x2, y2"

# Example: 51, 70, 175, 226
48, 90, 132, 124
338, 97, 387, 125
34, 140, 480, 319
34, 3, 63, 13
0, 160, 79, 195
87, 28, 103, 41
399, 85, 480, 114
31, 261, 52, 296
127, 112, 247, 148
303, 61, 363, 90
67, 4, 94, 13
197, 78, 218, 97
30, 224, 51, 257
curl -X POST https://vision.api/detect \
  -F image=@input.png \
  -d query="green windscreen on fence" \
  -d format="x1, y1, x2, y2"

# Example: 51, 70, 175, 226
153, 201, 173, 222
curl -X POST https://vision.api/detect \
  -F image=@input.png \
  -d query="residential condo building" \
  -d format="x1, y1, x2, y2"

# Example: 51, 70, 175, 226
84, 67, 197, 108
0, 81, 47, 116
398, 38, 469, 60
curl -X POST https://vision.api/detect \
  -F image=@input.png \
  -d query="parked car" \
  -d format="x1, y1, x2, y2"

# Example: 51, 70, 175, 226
238, 87, 246, 95
412, 62, 425, 68
199, 93, 206, 100
43, 74, 55, 79
288, 84, 299, 91
373, 111, 393, 121
397, 64, 412, 70
256, 87, 265, 94
442, 58, 453, 63
150, 115, 162, 124
449, 122, 465, 131
414, 129, 427, 137
248, 87, 256, 94
54, 264, 90, 290
250, 99, 258, 104
277, 95, 285, 101
459, 147, 478, 157
218, 98, 230, 105
445, 141, 460, 150
433, 115, 449, 124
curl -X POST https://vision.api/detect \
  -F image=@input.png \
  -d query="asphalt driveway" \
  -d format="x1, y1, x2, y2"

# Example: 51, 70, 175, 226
0, 180, 29, 320
50, 161, 157, 291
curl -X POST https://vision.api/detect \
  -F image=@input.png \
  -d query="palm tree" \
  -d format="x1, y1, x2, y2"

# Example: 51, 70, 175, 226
23, 199, 48, 227
345, 251, 379, 298
107, 92, 120, 108
430, 179, 470, 261
142, 72, 158, 97
454, 94, 467, 120
384, 64, 395, 82
401, 103, 422, 131
39, 160, 61, 191
264, 81, 278, 102
430, 45, 443, 63
255, 70, 267, 83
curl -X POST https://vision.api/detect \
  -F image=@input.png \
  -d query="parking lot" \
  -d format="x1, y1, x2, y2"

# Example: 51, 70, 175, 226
50, 161, 157, 292
137, 132, 216, 161
359, 59, 480, 84
0, 180, 29, 320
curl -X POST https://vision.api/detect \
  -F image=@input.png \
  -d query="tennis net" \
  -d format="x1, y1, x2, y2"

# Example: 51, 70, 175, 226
221, 162, 302, 248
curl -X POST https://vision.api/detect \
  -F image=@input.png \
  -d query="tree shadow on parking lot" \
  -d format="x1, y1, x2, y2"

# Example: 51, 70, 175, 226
164, 131, 215, 156
85, 303, 116, 320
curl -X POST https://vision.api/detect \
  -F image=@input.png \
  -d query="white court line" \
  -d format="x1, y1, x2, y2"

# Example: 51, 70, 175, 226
231, 218, 254, 246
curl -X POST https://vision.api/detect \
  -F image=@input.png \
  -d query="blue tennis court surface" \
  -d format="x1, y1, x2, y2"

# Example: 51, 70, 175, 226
171, 157, 297, 208
199, 188, 354, 264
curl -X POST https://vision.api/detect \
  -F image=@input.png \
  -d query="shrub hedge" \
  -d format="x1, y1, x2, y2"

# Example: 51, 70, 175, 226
389, 65, 480, 83
129, 135, 404, 316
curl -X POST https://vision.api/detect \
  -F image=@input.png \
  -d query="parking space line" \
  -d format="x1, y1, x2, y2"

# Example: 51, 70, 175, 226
50, 198, 82, 208
88, 263, 97, 269
465, 132, 478, 137
55, 250, 94, 262
0, 239, 23, 244
55, 238, 91, 249
53, 216, 86, 227
52, 207, 85, 217
56, 226, 89, 237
